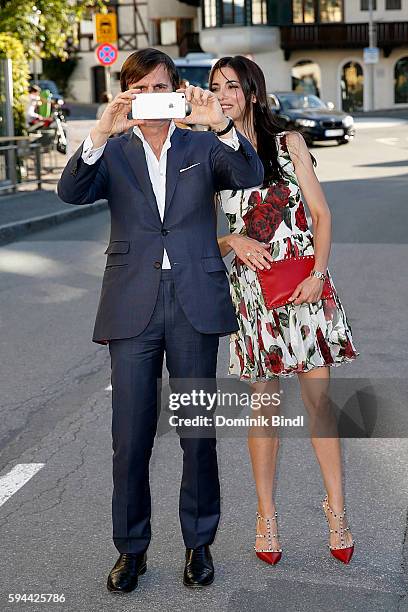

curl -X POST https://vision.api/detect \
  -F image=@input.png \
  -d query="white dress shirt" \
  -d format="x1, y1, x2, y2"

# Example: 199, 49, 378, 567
81, 121, 240, 269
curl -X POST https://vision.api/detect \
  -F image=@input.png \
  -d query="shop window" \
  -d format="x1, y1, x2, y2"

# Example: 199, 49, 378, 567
395, 57, 408, 103
341, 61, 364, 112
292, 60, 322, 96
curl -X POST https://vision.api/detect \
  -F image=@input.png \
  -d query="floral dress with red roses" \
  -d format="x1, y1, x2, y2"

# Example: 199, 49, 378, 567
219, 132, 358, 381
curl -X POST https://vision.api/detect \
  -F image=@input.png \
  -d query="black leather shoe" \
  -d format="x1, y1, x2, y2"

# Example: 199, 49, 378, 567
183, 545, 214, 588
107, 552, 147, 593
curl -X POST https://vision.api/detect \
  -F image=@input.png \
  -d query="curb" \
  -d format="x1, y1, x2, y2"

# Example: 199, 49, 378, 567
0, 200, 108, 246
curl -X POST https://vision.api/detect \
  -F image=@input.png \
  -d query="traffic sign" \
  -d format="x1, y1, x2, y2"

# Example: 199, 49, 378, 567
96, 43, 118, 66
364, 47, 380, 64
94, 13, 118, 44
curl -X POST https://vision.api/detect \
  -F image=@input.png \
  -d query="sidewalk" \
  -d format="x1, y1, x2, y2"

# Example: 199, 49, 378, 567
0, 118, 106, 246
0, 189, 107, 246
353, 107, 408, 120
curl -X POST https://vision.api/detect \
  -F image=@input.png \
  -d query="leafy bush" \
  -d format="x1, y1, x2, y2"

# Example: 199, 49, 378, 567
0, 33, 30, 135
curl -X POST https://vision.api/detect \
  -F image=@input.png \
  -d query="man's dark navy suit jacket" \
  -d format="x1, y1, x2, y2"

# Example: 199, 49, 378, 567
57, 127, 264, 344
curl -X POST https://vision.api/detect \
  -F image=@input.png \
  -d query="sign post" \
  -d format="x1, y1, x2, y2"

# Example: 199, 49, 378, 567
94, 13, 118, 45
364, 47, 379, 65
95, 43, 118, 97
94, 13, 118, 98
365, 0, 378, 111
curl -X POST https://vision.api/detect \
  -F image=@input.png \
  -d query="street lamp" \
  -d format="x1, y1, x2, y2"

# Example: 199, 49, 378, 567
28, 6, 42, 81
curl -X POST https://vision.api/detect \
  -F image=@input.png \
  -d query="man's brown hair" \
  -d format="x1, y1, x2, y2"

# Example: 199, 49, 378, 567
120, 48, 179, 92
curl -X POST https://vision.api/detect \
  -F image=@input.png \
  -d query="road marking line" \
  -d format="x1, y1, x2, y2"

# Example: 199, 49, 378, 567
0, 463, 45, 507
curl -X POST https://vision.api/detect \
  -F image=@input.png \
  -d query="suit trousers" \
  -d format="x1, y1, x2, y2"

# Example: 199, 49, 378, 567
108, 269, 220, 553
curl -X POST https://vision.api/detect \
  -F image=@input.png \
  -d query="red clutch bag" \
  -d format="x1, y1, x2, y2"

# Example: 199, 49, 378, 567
255, 255, 333, 309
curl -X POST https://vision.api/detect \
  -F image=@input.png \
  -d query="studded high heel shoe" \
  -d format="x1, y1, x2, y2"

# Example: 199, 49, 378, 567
322, 494, 355, 564
254, 511, 282, 565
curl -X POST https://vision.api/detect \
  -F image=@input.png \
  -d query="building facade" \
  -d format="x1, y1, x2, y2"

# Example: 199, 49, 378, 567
198, 0, 408, 111
69, 0, 200, 102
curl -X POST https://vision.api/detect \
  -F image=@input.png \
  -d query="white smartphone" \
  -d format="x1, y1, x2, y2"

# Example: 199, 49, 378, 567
131, 92, 191, 120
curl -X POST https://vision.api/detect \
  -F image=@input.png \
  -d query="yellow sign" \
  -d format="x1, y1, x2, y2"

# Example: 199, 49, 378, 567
94, 13, 118, 44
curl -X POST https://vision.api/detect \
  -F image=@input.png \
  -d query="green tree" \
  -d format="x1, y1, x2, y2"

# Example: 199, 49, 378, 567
0, 0, 104, 60
0, 33, 30, 134
0, 0, 106, 131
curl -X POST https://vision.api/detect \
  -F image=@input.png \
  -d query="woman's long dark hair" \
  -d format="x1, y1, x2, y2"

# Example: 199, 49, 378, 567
209, 56, 315, 187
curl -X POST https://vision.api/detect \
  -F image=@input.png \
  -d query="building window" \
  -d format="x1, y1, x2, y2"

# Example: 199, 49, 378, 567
222, 0, 246, 25
292, 0, 303, 22
151, 19, 177, 45
395, 57, 408, 103
204, 0, 217, 27
151, 18, 193, 46
293, 0, 316, 23
361, 0, 377, 10
319, 0, 343, 22
252, 0, 268, 24
386, 0, 401, 9
160, 19, 177, 45
293, 1, 342, 24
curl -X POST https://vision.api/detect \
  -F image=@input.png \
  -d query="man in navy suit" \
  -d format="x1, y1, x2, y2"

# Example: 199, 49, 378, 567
58, 48, 263, 592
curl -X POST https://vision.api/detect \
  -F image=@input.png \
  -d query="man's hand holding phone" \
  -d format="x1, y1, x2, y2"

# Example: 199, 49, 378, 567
90, 89, 145, 148
89, 85, 232, 148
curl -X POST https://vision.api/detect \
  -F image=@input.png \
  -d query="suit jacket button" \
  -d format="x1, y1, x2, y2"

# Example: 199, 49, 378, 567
161, 229, 169, 236
153, 261, 161, 269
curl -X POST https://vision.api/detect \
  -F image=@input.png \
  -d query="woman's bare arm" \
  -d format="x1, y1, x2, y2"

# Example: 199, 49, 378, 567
285, 131, 332, 304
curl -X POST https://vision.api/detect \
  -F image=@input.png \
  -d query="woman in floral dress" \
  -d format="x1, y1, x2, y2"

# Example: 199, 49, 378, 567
210, 56, 358, 565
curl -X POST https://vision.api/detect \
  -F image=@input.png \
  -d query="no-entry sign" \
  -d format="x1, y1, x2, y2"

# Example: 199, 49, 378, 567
96, 43, 118, 66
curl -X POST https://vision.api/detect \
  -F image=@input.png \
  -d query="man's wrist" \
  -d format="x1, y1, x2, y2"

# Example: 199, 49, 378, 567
90, 125, 110, 148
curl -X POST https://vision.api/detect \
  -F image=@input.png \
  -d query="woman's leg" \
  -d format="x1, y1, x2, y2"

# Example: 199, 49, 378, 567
248, 378, 281, 550
298, 366, 353, 548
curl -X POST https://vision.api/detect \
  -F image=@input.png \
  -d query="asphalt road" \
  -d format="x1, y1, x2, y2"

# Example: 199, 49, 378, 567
0, 119, 407, 612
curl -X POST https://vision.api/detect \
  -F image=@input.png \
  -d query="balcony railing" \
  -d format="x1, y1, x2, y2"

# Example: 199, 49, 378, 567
280, 21, 408, 59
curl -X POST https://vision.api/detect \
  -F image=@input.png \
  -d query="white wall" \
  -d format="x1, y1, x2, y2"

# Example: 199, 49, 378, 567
148, 0, 197, 19
344, 0, 408, 23
270, 47, 408, 111
253, 49, 293, 92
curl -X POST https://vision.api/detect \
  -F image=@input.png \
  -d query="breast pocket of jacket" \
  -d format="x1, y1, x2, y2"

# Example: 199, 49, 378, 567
104, 240, 130, 268
178, 162, 205, 181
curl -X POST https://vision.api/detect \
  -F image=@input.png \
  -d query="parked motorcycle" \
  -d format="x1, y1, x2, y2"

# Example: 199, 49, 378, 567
28, 107, 67, 155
